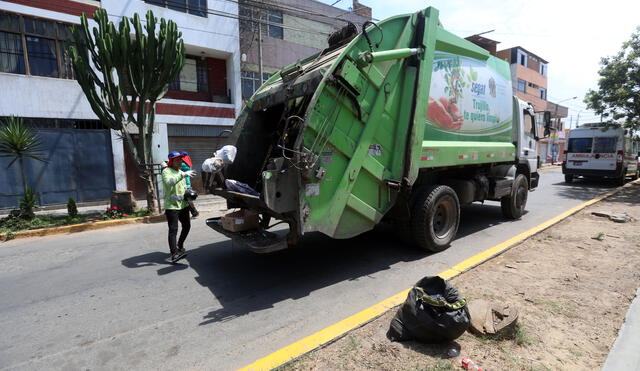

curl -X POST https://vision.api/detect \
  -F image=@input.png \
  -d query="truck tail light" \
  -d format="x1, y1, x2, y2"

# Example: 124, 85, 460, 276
617, 150, 624, 166
562, 150, 568, 165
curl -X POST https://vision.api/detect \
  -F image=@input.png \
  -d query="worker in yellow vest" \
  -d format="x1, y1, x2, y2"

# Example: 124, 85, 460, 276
162, 151, 196, 262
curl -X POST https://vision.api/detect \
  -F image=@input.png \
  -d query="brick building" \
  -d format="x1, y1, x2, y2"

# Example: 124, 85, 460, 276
497, 46, 568, 163
0, 0, 241, 207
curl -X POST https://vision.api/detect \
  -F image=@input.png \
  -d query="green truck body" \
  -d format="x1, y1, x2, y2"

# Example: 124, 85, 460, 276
206, 7, 546, 252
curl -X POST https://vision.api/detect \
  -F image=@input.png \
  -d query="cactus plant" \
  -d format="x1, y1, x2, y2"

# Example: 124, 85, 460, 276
67, 9, 185, 214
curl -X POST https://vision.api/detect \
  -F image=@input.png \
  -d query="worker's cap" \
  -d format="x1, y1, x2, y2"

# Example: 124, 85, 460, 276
167, 151, 184, 160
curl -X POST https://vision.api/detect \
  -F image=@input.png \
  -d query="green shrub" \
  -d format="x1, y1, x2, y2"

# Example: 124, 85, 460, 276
67, 197, 78, 218
18, 186, 37, 219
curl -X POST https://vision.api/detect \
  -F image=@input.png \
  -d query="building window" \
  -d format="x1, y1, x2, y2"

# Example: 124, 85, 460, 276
0, 11, 75, 79
539, 87, 547, 100
539, 63, 547, 76
517, 79, 526, 94
266, 10, 283, 39
144, 0, 208, 17
239, 5, 283, 40
169, 56, 208, 92
517, 49, 527, 67
241, 70, 272, 99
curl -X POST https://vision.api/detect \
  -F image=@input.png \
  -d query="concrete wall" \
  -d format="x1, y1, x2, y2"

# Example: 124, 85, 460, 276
282, 14, 335, 49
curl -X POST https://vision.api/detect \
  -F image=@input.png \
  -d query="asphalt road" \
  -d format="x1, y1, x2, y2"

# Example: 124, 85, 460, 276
0, 168, 620, 370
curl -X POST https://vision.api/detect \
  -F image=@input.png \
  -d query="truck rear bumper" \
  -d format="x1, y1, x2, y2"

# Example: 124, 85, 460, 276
562, 165, 622, 178
206, 217, 288, 253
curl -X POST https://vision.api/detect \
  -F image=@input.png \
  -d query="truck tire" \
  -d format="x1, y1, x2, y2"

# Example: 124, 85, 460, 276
501, 174, 528, 219
633, 168, 639, 181
411, 185, 460, 252
564, 174, 573, 183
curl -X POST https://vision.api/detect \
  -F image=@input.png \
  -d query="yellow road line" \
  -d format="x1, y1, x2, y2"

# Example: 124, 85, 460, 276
237, 181, 634, 371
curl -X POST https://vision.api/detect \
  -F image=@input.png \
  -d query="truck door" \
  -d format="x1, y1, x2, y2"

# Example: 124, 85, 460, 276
590, 136, 617, 171
520, 106, 538, 172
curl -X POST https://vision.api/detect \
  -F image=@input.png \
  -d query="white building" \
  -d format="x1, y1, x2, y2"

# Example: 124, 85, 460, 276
0, 0, 240, 207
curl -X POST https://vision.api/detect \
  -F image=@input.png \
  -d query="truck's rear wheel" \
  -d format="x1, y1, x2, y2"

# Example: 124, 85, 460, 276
411, 185, 460, 252
564, 174, 573, 183
501, 174, 528, 219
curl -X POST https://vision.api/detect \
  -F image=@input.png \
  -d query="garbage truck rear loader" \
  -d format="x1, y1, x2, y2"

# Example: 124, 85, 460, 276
205, 7, 549, 253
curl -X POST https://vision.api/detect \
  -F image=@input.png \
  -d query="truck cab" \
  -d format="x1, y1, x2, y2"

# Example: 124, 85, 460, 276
515, 97, 542, 189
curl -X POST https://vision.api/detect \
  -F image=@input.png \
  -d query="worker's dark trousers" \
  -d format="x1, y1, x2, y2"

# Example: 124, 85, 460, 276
165, 207, 191, 254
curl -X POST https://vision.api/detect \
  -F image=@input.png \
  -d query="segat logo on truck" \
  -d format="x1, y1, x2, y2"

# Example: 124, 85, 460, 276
471, 82, 486, 96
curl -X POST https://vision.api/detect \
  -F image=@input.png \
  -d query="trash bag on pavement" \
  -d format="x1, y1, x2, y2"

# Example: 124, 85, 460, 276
387, 276, 469, 343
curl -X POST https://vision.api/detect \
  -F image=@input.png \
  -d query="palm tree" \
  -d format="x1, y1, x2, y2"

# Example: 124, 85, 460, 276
0, 116, 46, 197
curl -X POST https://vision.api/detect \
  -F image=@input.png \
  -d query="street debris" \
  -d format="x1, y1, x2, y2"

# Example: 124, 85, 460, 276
461, 356, 484, 370
467, 299, 519, 337
592, 232, 606, 241
387, 276, 469, 343
591, 210, 635, 223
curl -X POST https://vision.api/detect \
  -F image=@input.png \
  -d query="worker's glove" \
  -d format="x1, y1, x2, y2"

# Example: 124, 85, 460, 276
180, 170, 197, 178
160, 161, 168, 168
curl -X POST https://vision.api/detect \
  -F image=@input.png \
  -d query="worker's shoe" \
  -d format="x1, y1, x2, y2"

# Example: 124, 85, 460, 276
170, 251, 186, 263
178, 247, 186, 254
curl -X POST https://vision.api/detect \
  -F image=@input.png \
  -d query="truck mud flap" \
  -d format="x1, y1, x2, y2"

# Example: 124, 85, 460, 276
205, 217, 288, 254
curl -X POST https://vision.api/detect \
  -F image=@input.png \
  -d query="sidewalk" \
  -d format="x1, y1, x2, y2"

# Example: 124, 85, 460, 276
0, 194, 228, 217
602, 287, 640, 370
273, 182, 640, 370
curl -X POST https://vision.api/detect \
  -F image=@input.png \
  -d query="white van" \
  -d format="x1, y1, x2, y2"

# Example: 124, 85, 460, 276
562, 125, 639, 184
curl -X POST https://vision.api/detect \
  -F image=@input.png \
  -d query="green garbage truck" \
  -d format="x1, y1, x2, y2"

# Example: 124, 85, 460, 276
205, 7, 551, 253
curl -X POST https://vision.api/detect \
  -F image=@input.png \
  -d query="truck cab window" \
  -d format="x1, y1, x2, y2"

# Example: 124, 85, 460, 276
523, 111, 535, 138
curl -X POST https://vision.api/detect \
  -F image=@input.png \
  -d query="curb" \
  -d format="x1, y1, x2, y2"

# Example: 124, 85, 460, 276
0, 214, 166, 242
238, 180, 639, 371
538, 165, 561, 171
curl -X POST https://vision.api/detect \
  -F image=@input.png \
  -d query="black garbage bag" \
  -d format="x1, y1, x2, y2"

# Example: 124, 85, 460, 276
387, 276, 469, 343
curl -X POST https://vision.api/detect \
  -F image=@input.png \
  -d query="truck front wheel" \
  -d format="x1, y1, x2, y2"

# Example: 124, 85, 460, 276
411, 185, 460, 252
501, 174, 528, 219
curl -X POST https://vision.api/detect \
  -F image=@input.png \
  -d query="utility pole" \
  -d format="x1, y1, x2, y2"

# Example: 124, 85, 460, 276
569, 115, 573, 130
576, 111, 581, 127
257, 15, 264, 84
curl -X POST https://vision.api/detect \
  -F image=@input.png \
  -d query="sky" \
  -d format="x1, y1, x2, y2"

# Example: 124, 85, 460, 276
319, 0, 640, 127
